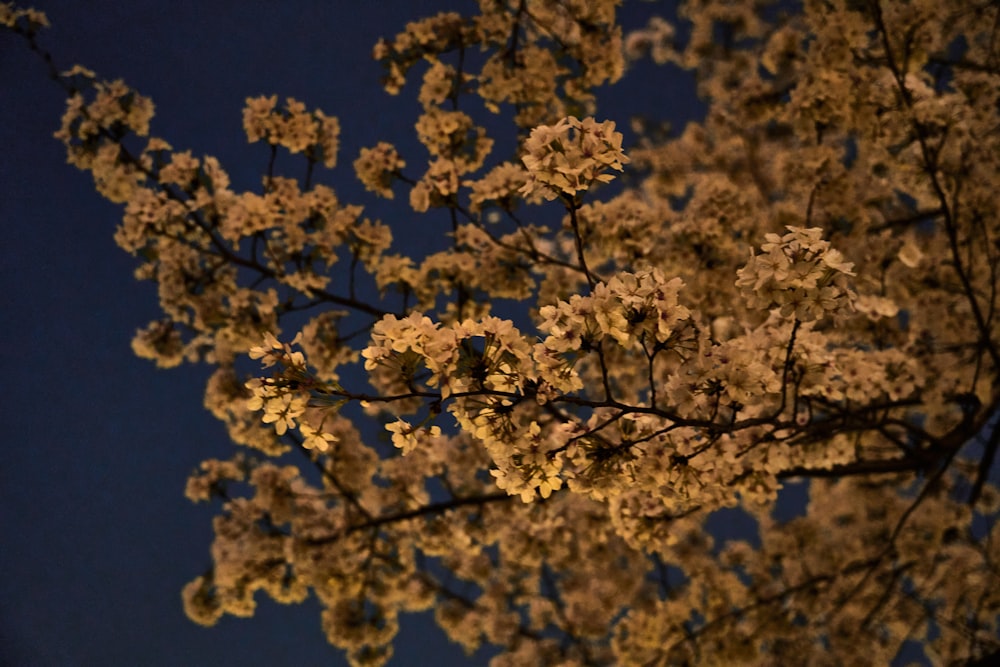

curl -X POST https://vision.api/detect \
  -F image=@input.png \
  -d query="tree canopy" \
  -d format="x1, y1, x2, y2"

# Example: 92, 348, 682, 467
4, 0, 1000, 664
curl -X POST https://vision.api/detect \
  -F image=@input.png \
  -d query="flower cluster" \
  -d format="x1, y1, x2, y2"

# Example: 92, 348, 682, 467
409, 109, 493, 213
356, 313, 584, 501
0, 1, 46, 30
385, 420, 442, 456
361, 313, 534, 402
464, 162, 530, 213
519, 116, 629, 200
242, 96, 340, 167
538, 269, 690, 350
353, 142, 406, 199
184, 456, 246, 502
53, 76, 155, 202
735, 226, 856, 321
372, 12, 467, 95
245, 333, 337, 451
130, 319, 198, 368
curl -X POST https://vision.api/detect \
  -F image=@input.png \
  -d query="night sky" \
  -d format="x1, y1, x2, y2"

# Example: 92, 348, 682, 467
1, 2, 704, 665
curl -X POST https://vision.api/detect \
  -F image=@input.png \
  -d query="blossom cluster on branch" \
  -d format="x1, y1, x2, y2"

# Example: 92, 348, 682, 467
6, 0, 1000, 664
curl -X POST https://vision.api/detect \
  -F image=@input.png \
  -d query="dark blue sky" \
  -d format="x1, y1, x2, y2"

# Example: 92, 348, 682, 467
0, 2, 701, 665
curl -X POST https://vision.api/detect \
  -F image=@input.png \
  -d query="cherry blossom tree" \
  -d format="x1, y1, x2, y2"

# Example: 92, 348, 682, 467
5, 0, 1000, 664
